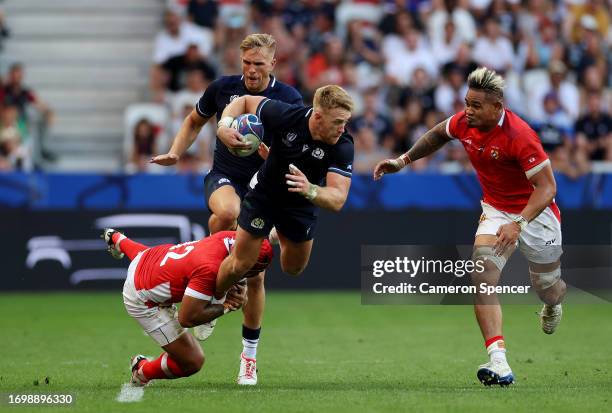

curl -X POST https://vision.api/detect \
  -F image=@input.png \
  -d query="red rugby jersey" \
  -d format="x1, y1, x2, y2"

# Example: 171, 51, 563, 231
133, 231, 236, 305
447, 109, 559, 220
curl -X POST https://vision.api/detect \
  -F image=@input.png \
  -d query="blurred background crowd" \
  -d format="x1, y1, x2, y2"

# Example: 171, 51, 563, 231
0, 0, 610, 176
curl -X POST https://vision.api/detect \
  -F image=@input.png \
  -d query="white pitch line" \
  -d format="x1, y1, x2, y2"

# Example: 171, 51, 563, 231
116, 383, 144, 403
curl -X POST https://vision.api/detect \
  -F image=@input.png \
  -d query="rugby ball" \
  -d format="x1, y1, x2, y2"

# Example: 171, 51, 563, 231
229, 114, 264, 157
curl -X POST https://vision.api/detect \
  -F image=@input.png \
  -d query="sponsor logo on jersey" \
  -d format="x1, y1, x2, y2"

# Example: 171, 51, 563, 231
312, 147, 325, 159
229, 95, 240, 102
479, 213, 487, 223
302, 144, 309, 152
218, 178, 230, 184
529, 157, 536, 163
347, 164, 352, 170
251, 218, 265, 229
490, 149, 499, 159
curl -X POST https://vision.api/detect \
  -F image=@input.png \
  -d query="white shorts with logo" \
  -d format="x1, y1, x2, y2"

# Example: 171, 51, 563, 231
476, 202, 563, 264
122, 251, 185, 346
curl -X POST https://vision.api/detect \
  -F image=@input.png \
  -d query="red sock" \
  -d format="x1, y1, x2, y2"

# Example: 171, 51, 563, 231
112, 234, 148, 260
140, 353, 185, 380
485, 335, 505, 349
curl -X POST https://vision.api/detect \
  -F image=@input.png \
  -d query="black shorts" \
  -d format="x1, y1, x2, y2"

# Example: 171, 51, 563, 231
204, 170, 249, 211
237, 190, 317, 243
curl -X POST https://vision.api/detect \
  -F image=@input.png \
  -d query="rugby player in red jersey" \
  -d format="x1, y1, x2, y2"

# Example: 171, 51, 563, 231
101, 228, 273, 386
373, 67, 566, 386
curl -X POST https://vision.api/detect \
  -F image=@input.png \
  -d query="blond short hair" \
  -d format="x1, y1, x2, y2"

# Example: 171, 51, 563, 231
313, 85, 354, 113
240, 33, 276, 54
467, 67, 505, 101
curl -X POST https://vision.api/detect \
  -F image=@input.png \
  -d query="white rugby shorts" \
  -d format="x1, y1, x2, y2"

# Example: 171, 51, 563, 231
122, 251, 185, 346
476, 201, 563, 264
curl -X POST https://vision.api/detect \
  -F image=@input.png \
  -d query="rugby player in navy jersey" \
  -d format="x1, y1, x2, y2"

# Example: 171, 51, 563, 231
150, 33, 302, 386
214, 85, 354, 302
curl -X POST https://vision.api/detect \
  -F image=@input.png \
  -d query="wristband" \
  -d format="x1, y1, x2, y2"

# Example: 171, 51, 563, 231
217, 116, 234, 129
513, 215, 528, 231
304, 183, 318, 201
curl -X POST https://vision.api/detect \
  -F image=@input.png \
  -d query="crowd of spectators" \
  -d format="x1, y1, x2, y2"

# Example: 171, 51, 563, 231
130, 1, 610, 176
0, 62, 53, 171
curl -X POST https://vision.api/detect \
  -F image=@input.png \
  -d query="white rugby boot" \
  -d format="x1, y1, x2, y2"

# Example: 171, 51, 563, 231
237, 353, 257, 385
130, 355, 150, 387
193, 319, 217, 341
539, 304, 562, 334
477, 359, 514, 386
102, 228, 124, 259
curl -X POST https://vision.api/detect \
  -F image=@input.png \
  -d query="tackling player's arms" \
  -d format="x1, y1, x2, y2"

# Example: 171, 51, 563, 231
178, 284, 246, 327
150, 109, 211, 165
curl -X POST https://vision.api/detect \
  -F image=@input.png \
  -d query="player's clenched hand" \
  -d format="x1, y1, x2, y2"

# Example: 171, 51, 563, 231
217, 126, 252, 149
258, 142, 270, 160
495, 222, 520, 255
150, 153, 179, 166
224, 283, 247, 312
286, 163, 315, 198
373, 158, 405, 180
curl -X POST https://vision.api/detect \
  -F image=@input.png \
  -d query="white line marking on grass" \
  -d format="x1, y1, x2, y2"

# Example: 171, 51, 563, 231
116, 383, 144, 403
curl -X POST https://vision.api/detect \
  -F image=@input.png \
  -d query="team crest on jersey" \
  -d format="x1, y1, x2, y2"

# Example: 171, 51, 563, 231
311, 147, 325, 159
251, 218, 265, 229
283, 132, 298, 146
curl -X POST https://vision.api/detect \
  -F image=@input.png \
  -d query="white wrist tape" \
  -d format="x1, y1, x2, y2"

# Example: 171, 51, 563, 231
304, 184, 318, 201
217, 116, 234, 129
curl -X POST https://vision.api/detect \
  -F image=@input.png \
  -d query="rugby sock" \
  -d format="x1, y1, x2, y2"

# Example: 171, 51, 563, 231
485, 336, 507, 363
140, 353, 186, 380
112, 233, 148, 260
242, 325, 261, 359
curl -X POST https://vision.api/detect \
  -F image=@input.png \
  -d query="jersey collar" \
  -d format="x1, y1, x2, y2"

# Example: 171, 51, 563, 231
497, 109, 506, 127
240, 75, 276, 94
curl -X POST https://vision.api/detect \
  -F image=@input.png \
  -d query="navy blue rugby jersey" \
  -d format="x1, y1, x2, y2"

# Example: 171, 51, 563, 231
196, 75, 303, 183
253, 98, 354, 210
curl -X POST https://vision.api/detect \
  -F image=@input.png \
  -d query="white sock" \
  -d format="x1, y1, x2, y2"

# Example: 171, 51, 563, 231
487, 340, 507, 363
242, 338, 258, 359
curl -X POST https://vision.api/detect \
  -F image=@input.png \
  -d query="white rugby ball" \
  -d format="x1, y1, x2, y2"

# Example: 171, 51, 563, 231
229, 114, 263, 157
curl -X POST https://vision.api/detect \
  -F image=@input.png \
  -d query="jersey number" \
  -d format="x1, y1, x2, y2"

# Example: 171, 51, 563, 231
160, 244, 195, 266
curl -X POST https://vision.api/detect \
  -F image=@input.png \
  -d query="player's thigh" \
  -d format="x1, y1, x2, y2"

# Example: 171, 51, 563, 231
277, 232, 313, 272
208, 185, 241, 219
162, 330, 204, 371
233, 225, 267, 268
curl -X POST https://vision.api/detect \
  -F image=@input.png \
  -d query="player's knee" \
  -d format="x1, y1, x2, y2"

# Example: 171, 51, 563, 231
281, 262, 305, 276
181, 352, 205, 376
214, 204, 240, 223
247, 272, 265, 290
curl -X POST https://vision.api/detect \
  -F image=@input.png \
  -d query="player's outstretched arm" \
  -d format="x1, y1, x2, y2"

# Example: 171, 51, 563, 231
373, 119, 452, 180
286, 164, 350, 212
150, 109, 210, 166
178, 283, 247, 327
216, 95, 267, 150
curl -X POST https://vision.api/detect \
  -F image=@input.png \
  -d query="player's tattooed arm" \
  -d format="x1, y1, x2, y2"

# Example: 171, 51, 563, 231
373, 120, 451, 180
150, 109, 210, 166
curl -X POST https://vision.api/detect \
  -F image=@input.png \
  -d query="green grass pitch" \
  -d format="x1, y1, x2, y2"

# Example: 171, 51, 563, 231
1, 292, 611, 412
